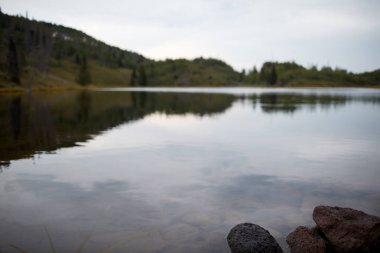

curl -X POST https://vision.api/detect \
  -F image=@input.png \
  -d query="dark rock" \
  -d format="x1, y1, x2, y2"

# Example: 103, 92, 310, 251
313, 205, 380, 253
227, 223, 283, 253
286, 226, 327, 253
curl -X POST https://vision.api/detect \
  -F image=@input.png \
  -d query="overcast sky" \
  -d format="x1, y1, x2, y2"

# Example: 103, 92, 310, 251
2, 0, 380, 72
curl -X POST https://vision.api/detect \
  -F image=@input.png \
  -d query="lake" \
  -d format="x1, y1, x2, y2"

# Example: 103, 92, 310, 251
0, 87, 379, 253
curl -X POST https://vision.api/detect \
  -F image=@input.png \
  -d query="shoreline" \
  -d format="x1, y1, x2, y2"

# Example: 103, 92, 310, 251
1, 84, 379, 93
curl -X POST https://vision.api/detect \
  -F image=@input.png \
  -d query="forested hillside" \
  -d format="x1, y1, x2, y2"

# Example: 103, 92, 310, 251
141, 58, 240, 86
0, 10, 379, 88
0, 9, 147, 88
245, 62, 380, 86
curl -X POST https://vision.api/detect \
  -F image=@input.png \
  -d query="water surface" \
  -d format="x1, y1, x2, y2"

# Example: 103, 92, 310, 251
0, 88, 380, 252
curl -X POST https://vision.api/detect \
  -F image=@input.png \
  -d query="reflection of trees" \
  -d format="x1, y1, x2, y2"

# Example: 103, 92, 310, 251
257, 93, 350, 114
77, 91, 91, 122
140, 92, 235, 116
0, 91, 378, 167
10, 97, 22, 140
259, 93, 298, 114
0, 94, 57, 162
132, 92, 147, 109
0, 92, 235, 165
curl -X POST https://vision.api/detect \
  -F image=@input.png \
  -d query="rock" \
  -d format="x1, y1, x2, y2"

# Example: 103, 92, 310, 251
286, 226, 327, 253
227, 223, 283, 253
313, 205, 380, 253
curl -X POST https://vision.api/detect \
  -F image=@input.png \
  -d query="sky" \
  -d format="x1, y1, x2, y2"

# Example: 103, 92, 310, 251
1, 0, 380, 72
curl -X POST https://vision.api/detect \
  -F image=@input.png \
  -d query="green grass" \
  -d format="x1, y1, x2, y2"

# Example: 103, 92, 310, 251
0, 59, 134, 91
89, 61, 132, 86
46, 60, 132, 87
1, 58, 379, 89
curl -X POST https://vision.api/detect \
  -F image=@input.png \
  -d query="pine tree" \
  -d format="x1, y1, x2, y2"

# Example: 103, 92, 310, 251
246, 66, 258, 84
149, 64, 155, 85
130, 68, 137, 86
6, 37, 21, 84
75, 53, 81, 65
259, 65, 267, 84
138, 65, 147, 86
269, 65, 277, 85
251, 66, 258, 83
252, 66, 258, 75
239, 69, 246, 82
76, 53, 91, 86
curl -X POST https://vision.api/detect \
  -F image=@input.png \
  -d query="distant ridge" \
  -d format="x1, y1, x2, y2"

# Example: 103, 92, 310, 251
0, 10, 379, 88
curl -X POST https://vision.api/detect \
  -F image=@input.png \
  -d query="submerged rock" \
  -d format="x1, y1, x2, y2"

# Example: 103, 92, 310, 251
313, 205, 380, 253
286, 226, 327, 253
227, 223, 283, 253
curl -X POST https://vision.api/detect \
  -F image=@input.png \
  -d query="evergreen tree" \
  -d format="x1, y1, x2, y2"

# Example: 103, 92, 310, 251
76, 53, 91, 86
130, 68, 137, 86
149, 63, 155, 85
259, 64, 268, 83
269, 64, 277, 85
239, 69, 246, 82
251, 66, 258, 83
6, 37, 21, 84
74, 53, 81, 65
138, 65, 147, 86
246, 66, 258, 84
252, 66, 258, 75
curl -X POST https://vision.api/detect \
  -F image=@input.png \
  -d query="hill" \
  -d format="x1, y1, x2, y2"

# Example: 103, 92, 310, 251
0, 10, 240, 88
142, 58, 239, 86
0, 10, 379, 88
245, 62, 380, 87
0, 9, 147, 88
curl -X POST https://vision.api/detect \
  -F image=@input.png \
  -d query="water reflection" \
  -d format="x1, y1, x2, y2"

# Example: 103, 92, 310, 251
1, 171, 379, 252
0, 88, 380, 253
0, 91, 236, 165
1, 89, 379, 166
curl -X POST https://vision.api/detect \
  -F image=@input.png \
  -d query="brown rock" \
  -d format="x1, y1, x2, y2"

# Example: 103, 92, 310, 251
313, 205, 380, 253
286, 226, 327, 253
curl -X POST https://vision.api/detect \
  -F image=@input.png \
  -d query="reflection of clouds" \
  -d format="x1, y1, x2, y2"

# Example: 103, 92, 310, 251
293, 139, 371, 161
0, 174, 231, 253
2, 90, 380, 168
211, 173, 380, 250
223, 173, 380, 211
0, 174, 158, 253
1, 172, 380, 252
1, 89, 380, 253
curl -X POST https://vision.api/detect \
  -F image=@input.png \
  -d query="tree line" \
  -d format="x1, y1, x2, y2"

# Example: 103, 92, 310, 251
0, 10, 379, 88
0, 9, 146, 87
242, 62, 380, 86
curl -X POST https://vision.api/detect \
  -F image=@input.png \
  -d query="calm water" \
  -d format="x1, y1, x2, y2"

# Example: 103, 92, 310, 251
0, 88, 380, 253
